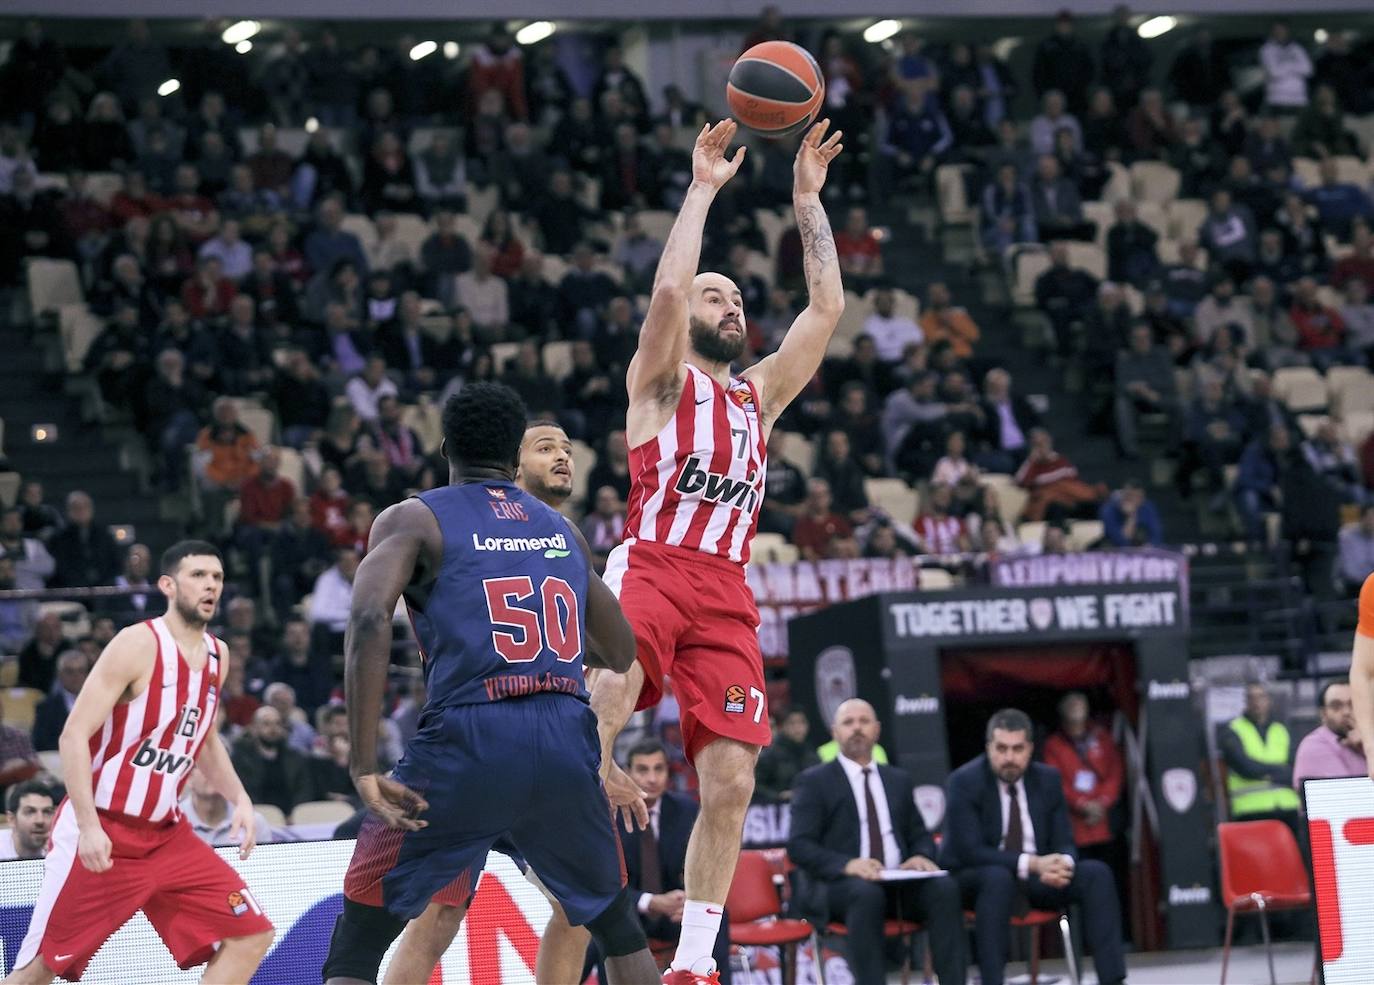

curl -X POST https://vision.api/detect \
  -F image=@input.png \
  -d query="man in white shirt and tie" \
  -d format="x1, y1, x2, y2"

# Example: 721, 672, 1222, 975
789, 699, 967, 984
942, 708, 1126, 985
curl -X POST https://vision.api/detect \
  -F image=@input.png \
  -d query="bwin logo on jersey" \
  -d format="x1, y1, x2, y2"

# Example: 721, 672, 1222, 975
674, 456, 759, 512
131, 738, 193, 776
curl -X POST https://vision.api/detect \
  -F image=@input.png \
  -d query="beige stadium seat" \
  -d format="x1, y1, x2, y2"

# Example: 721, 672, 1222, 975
1272, 366, 1328, 413
1156, 239, 1207, 268
276, 446, 306, 493
1167, 199, 1208, 241
1068, 520, 1104, 550
1135, 202, 1170, 241
452, 214, 483, 245
832, 289, 871, 345
1129, 161, 1181, 205
256, 804, 288, 829
865, 478, 919, 526
776, 431, 815, 474
225, 400, 276, 445
342, 214, 378, 251
1017, 521, 1047, 548
1327, 365, 1372, 406
0, 661, 15, 688
920, 568, 955, 589
40, 600, 90, 640
578, 176, 602, 213
419, 315, 453, 342
1335, 378, 1374, 416
889, 288, 920, 321
489, 342, 521, 371
0, 471, 18, 510
636, 210, 676, 244
1013, 250, 1052, 308
1083, 201, 1114, 247
1296, 414, 1329, 439
1342, 411, 1374, 447
743, 249, 774, 288
754, 209, 787, 259
569, 439, 597, 505
1291, 157, 1322, 188
58, 304, 103, 372
542, 340, 575, 382
290, 800, 357, 827
1, 687, 43, 730
391, 213, 431, 257
466, 184, 500, 227
84, 172, 122, 205
401, 401, 443, 455
540, 255, 569, 286
1100, 161, 1131, 203
980, 472, 1024, 526
751, 532, 798, 565
27, 259, 83, 317
936, 164, 975, 225
37, 749, 63, 780
1066, 242, 1107, 281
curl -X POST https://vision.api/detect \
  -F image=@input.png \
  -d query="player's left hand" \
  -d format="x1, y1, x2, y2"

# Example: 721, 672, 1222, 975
229, 797, 258, 860
356, 773, 430, 831
604, 763, 649, 831
793, 119, 844, 196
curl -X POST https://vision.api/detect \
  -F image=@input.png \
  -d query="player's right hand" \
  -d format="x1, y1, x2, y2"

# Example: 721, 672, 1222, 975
604, 762, 650, 831
692, 120, 746, 191
78, 825, 113, 873
356, 773, 429, 831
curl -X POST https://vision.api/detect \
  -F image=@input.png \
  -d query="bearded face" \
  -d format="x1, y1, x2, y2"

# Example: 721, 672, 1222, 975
689, 313, 746, 364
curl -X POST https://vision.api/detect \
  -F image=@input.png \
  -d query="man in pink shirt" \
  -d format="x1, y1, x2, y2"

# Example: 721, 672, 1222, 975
1293, 680, 1365, 794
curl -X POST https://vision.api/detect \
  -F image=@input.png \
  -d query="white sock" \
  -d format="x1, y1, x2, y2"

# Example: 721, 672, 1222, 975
670, 899, 723, 973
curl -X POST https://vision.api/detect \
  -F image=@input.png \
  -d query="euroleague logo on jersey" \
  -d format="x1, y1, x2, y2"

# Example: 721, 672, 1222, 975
724, 684, 747, 714
729, 385, 757, 414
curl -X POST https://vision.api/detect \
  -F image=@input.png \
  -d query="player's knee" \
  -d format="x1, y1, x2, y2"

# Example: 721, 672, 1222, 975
321, 898, 408, 985
410, 903, 465, 959
228, 926, 275, 960
700, 761, 755, 815
583, 888, 648, 958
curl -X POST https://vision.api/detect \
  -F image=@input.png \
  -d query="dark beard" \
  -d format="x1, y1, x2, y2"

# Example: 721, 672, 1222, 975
689, 316, 745, 365
174, 595, 210, 629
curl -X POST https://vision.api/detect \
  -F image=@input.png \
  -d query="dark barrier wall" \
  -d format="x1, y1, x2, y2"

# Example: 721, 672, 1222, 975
789, 582, 1217, 949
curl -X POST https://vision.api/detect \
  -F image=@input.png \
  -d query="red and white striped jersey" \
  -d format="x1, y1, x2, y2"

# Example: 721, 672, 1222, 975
88, 617, 223, 823
624, 364, 767, 564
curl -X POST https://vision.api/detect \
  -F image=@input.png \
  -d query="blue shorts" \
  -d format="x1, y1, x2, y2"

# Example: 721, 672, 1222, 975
342, 693, 625, 925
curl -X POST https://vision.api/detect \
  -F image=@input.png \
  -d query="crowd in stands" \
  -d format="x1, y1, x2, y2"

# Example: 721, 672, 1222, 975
1, 10, 1374, 872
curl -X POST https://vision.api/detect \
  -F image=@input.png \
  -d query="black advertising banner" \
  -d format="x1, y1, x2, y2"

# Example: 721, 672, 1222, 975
788, 583, 1214, 949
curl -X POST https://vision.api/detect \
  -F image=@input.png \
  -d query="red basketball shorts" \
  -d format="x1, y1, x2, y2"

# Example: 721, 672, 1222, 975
603, 539, 772, 761
15, 801, 273, 981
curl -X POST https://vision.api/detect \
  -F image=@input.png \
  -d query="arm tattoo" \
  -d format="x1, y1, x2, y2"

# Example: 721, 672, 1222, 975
797, 202, 837, 289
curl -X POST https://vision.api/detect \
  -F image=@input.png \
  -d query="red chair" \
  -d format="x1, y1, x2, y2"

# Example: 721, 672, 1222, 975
818, 917, 926, 985
1217, 820, 1318, 985
726, 850, 815, 985
963, 908, 1079, 985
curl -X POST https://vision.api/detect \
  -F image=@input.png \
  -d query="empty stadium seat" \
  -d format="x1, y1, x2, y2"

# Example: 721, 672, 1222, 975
1100, 161, 1131, 203
776, 431, 816, 474
1068, 520, 1104, 550
743, 249, 774, 288
1134, 201, 1171, 241
1013, 250, 1052, 308
1017, 521, 1047, 547
276, 446, 306, 493
489, 342, 521, 371
754, 209, 787, 259
980, 473, 1027, 526
466, 184, 500, 227
27, 259, 83, 317
1129, 161, 1181, 204
37, 749, 63, 781
290, 800, 356, 827
58, 304, 103, 373
390, 213, 431, 258
1166, 199, 1208, 241
936, 164, 976, 225
542, 340, 575, 382
83, 172, 122, 205
751, 533, 799, 565
1342, 411, 1374, 448
401, 399, 444, 455
569, 439, 597, 506
225, 400, 276, 445
1272, 367, 1328, 413
1327, 366, 1373, 413
1065, 241, 1107, 281
1, 688, 43, 731
257, 804, 289, 829
865, 478, 919, 526
341, 214, 378, 250
0, 472, 18, 510
636, 210, 676, 244
1292, 157, 1322, 188
1082, 201, 1115, 248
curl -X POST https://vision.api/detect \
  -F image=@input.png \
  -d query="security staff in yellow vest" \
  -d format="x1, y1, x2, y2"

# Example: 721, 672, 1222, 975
1219, 683, 1301, 829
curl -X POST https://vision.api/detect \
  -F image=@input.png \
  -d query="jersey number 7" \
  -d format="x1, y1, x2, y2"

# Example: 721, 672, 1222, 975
483, 576, 582, 664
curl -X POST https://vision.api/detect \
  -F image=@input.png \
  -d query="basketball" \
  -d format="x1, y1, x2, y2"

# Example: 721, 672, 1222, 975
727, 40, 825, 138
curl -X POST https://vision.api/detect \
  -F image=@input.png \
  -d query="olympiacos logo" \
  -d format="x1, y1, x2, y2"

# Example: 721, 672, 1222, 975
815, 646, 856, 726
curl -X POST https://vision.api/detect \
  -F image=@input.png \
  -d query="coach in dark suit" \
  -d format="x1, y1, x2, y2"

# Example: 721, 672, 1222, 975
943, 708, 1126, 985
593, 739, 731, 982
788, 699, 967, 984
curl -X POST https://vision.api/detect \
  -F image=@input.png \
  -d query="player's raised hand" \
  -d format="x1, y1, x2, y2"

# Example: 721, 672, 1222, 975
604, 762, 650, 831
793, 119, 844, 196
356, 772, 430, 831
692, 120, 747, 190
77, 824, 113, 873
229, 796, 259, 860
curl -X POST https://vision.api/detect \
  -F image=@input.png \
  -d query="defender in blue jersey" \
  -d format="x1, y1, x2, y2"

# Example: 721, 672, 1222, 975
321, 384, 659, 985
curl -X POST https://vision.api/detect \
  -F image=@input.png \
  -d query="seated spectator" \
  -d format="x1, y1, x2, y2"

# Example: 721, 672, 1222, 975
1258, 226, 1307, 290
218, 295, 274, 396
1293, 681, 1366, 789
1292, 85, 1361, 160
827, 334, 896, 401
759, 430, 808, 537
558, 242, 619, 337
345, 355, 399, 425
309, 730, 357, 803
1029, 90, 1081, 156
270, 349, 332, 449
1106, 200, 1159, 288
371, 396, 426, 483
85, 300, 151, 410
827, 385, 886, 478
309, 547, 360, 634
360, 132, 418, 215
1197, 189, 1257, 282
305, 196, 368, 278
1126, 88, 1177, 159
1275, 192, 1329, 278
1307, 157, 1374, 244
0, 507, 53, 592
976, 368, 1037, 472
1340, 277, 1374, 360
1235, 423, 1293, 545
1114, 323, 1178, 460
17, 613, 63, 694
366, 214, 418, 286
48, 491, 122, 589
791, 478, 853, 561
790, 706, 969, 985
1170, 117, 1226, 198
1176, 376, 1248, 500
0, 553, 32, 654
914, 485, 972, 554
508, 252, 561, 340
835, 206, 884, 289
501, 341, 561, 420
1015, 428, 1106, 521
597, 122, 654, 212
814, 429, 871, 524
237, 445, 295, 546
1100, 479, 1163, 547
980, 163, 1037, 255
414, 131, 467, 211
586, 431, 632, 509
1193, 277, 1253, 350
754, 709, 819, 803
532, 170, 598, 256
878, 89, 952, 187
1029, 155, 1092, 242
943, 708, 1125, 985
919, 282, 980, 360
614, 212, 664, 296
886, 372, 948, 476
194, 397, 260, 499
932, 429, 980, 489
420, 211, 472, 307
863, 287, 924, 364
1290, 276, 1355, 370
1052, 126, 1108, 202
1248, 276, 1308, 369
109, 542, 156, 623
31, 649, 89, 752
1035, 241, 1099, 349
0, 684, 40, 793
1331, 223, 1374, 290
181, 765, 276, 848
580, 486, 626, 572
479, 209, 526, 281
454, 244, 510, 341
1082, 87, 1127, 162
1303, 420, 1370, 505
197, 218, 252, 283
946, 84, 995, 153
1159, 241, 1209, 318
1, 780, 56, 861
231, 705, 311, 817
1338, 505, 1374, 594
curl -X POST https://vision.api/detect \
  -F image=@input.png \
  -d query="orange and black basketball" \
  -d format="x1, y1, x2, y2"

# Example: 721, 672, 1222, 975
726, 40, 825, 139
